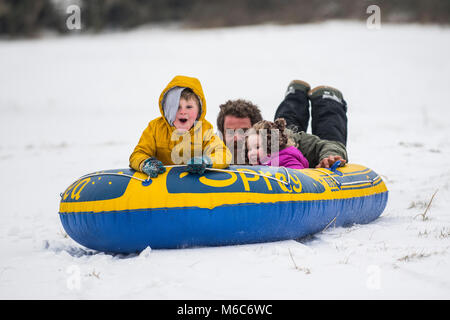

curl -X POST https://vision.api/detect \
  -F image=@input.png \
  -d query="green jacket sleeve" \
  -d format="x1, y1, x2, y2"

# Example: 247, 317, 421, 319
287, 129, 348, 168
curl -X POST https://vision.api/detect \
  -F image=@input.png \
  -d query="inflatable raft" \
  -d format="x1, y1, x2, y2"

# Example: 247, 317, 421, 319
59, 164, 388, 253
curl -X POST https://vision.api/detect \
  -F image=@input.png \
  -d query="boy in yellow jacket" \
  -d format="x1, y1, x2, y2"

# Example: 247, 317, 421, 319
130, 75, 232, 177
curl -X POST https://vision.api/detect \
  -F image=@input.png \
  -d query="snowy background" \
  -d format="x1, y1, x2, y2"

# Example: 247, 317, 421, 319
0, 21, 449, 299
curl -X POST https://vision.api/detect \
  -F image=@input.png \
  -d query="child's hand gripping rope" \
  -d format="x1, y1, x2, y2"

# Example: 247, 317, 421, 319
142, 157, 166, 178
186, 156, 212, 175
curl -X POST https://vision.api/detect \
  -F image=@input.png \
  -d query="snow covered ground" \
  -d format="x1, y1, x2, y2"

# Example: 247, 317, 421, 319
0, 21, 449, 299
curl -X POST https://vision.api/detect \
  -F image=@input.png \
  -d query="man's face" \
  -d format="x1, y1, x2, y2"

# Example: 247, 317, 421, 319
223, 115, 252, 164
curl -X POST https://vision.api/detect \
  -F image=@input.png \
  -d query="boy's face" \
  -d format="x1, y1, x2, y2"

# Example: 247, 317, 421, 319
173, 97, 200, 131
247, 133, 266, 165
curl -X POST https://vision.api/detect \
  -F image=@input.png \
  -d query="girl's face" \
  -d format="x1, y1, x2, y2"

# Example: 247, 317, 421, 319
173, 98, 200, 131
247, 133, 266, 165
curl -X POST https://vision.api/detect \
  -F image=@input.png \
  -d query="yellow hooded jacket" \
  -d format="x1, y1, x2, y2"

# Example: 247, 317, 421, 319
129, 75, 232, 171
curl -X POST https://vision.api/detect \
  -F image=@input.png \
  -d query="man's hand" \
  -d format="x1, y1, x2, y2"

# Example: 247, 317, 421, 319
316, 155, 346, 169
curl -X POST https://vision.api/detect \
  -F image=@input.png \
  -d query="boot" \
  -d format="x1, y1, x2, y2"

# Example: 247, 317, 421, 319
275, 80, 311, 133
308, 85, 347, 146
285, 80, 311, 97
308, 85, 344, 104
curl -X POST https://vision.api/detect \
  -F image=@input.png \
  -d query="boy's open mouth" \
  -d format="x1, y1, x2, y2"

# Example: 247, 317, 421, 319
178, 118, 188, 123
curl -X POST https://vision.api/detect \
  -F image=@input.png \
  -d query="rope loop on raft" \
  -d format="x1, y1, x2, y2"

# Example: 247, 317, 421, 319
60, 165, 292, 196
314, 165, 380, 189
61, 162, 382, 197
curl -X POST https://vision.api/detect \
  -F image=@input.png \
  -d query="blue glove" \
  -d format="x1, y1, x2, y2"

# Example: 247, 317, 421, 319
186, 156, 212, 175
142, 157, 166, 178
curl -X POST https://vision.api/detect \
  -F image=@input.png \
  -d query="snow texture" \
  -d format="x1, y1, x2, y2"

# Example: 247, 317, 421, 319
0, 21, 449, 299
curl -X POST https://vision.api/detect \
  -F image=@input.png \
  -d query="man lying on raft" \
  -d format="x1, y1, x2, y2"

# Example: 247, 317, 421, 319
216, 80, 348, 169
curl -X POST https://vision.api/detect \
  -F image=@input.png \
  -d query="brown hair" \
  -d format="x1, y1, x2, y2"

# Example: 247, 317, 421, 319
250, 118, 294, 155
217, 99, 263, 136
181, 88, 201, 107
180, 87, 201, 119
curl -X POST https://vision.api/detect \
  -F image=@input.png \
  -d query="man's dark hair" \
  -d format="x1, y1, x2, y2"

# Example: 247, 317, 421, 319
216, 99, 263, 136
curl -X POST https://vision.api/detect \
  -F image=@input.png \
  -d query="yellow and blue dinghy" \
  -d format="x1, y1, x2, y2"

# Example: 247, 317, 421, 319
59, 164, 388, 253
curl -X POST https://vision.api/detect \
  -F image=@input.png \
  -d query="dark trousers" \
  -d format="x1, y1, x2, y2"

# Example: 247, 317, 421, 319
274, 89, 348, 146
